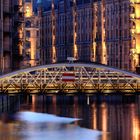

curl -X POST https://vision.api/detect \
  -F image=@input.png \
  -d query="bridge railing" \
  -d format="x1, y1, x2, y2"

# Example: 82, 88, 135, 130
0, 63, 140, 93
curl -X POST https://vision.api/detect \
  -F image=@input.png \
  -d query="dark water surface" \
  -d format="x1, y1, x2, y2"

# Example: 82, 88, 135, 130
0, 94, 139, 140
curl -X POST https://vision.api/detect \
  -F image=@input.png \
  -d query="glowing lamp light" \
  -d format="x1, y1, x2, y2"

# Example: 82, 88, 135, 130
130, 14, 135, 19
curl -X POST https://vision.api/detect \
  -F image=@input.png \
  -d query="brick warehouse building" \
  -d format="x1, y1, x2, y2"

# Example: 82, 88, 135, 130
22, 0, 40, 68
105, 0, 140, 71
39, 0, 140, 72
39, 0, 107, 65
0, 0, 24, 74
0, 0, 140, 73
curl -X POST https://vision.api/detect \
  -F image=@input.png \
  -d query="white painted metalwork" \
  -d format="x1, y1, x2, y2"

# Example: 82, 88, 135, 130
0, 63, 140, 93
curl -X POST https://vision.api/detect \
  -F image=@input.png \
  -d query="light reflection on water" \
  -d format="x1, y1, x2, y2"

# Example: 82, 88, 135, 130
0, 95, 139, 140
19, 123, 101, 140
0, 121, 101, 140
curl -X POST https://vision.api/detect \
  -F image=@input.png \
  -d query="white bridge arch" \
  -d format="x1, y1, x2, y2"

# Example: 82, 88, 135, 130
0, 63, 140, 94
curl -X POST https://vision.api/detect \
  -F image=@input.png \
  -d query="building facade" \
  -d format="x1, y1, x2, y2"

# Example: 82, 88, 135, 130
40, 0, 107, 65
1, 0, 140, 73
0, 0, 13, 74
0, 0, 40, 72
22, 0, 40, 68
0, 0, 24, 74
12, 0, 24, 70
39, 0, 140, 72
0, 1, 3, 74
129, 0, 140, 71
105, 0, 140, 71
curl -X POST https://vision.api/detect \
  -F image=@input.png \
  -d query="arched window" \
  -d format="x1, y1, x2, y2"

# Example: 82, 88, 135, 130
25, 21, 31, 28
130, 6, 135, 13
131, 21, 136, 29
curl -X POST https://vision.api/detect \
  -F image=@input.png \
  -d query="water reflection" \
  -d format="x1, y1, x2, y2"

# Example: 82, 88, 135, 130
0, 112, 101, 140
0, 122, 20, 140
131, 104, 140, 140
92, 103, 97, 129
18, 123, 101, 140
0, 120, 101, 140
0, 95, 139, 140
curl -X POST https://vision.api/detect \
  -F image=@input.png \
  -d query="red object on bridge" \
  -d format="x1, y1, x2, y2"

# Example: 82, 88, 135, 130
62, 73, 75, 82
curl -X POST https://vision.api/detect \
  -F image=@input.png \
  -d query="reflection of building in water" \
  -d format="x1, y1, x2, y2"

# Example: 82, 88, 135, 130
130, 104, 140, 140
73, 96, 78, 124
101, 102, 107, 132
30, 95, 47, 113
101, 102, 108, 140
31, 95, 36, 111
0, 121, 21, 140
92, 103, 97, 130
91, 101, 140, 140
107, 104, 131, 140
17, 95, 140, 140
52, 95, 57, 114
0, 96, 17, 112
0, 96, 8, 112
92, 102, 108, 140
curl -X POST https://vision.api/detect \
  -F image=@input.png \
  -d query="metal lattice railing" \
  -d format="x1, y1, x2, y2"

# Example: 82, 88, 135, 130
0, 63, 140, 94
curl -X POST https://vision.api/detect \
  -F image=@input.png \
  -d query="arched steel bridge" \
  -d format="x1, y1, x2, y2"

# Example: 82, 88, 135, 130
0, 63, 140, 94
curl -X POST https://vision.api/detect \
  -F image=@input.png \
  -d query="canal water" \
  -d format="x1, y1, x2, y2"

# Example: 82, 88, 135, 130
0, 94, 139, 140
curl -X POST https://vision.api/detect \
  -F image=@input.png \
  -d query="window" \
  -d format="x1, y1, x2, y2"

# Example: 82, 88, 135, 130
124, 3, 127, 12
26, 31, 30, 38
116, 17, 118, 25
124, 16, 127, 24
25, 21, 31, 28
25, 0, 31, 2
0, 2, 1, 19
25, 41, 31, 48
124, 29, 127, 38
116, 44, 118, 55
37, 31, 39, 37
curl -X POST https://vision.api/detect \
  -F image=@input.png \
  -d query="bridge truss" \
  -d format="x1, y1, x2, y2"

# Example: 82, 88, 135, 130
0, 63, 140, 94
